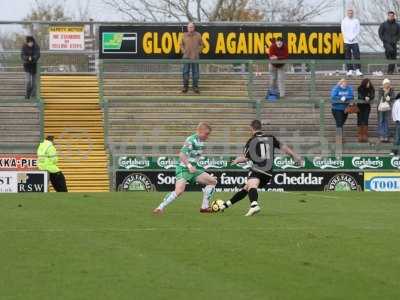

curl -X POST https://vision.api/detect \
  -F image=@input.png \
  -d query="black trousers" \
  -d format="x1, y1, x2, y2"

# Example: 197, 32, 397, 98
49, 172, 68, 192
332, 109, 348, 128
357, 103, 371, 126
344, 43, 361, 70
384, 43, 397, 74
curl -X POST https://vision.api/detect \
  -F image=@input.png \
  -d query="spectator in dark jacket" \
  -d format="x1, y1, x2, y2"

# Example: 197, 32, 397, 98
357, 79, 375, 143
267, 37, 289, 98
378, 11, 400, 74
21, 36, 40, 99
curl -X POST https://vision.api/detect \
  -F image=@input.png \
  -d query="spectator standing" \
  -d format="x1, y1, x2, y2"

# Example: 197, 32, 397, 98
357, 79, 375, 142
391, 94, 400, 155
268, 37, 289, 98
378, 11, 400, 74
21, 36, 40, 99
331, 79, 354, 144
181, 22, 203, 94
377, 78, 395, 143
341, 8, 362, 76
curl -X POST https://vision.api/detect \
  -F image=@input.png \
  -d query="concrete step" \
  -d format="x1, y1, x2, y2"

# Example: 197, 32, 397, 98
45, 116, 103, 122
103, 73, 248, 79
104, 84, 248, 91
42, 82, 99, 87
44, 99, 100, 104
0, 119, 39, 125
108, 101, 253, 107
42, 87, 99, 93
41, 76, 98, 81
42, 93, 99, 98
104, 79, 248, 85
41, 74, 109, 192
45, 128, 104, 134
45, 103, 101, 109
105, 90, 248, 96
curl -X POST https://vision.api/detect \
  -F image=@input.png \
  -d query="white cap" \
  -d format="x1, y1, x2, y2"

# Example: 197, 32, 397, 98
383, 78, 391, 85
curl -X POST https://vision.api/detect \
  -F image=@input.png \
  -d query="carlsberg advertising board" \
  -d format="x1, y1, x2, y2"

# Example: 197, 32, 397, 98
116, 156, 400, 171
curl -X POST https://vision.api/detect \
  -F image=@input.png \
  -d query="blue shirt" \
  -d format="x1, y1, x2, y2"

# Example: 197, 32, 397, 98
331, 84, 354, 111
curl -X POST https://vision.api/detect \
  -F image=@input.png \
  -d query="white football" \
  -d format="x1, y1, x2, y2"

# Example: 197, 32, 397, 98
211, 199, 224, 212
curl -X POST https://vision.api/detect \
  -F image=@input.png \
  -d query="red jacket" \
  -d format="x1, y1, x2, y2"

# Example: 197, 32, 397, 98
268, 41, 288, 68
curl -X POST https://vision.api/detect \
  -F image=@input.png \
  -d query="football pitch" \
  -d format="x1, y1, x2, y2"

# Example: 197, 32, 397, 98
1, 192, 399, 300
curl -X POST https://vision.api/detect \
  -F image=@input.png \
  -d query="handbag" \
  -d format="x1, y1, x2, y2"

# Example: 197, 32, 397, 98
345, 104, 360, 114
266, 88, 280, 101
378, 101, 391, 112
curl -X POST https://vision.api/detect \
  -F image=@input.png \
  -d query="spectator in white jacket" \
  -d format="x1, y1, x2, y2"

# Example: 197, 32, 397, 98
341, 8, 363, 76
391, 94, 400, 155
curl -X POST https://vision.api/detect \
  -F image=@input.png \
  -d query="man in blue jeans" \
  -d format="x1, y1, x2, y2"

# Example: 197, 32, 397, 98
181, 22, 203, 94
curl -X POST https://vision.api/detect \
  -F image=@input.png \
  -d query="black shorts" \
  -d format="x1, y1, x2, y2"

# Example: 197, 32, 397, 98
247, 170, 272, 188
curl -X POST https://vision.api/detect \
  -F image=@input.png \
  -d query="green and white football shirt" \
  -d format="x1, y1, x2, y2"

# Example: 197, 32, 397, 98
179, 133, 205, 168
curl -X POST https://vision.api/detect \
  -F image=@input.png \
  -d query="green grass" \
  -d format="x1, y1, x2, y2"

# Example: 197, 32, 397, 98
0, 192, 400, 300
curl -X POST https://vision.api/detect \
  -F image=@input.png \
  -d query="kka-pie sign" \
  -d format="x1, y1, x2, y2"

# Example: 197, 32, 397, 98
0, 155, 37, 171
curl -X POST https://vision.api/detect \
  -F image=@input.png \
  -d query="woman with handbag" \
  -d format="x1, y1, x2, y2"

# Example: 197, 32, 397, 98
357, 79, 375, 142
377, 78, 395, 143
331, 79, 354, 144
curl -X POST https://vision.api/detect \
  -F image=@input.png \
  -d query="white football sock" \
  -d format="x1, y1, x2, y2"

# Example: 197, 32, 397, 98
202, 185, 216, 209
158, 191, 177, 210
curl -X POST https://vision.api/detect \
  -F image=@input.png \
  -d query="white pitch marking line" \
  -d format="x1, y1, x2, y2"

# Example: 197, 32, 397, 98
306, 194, 339, 200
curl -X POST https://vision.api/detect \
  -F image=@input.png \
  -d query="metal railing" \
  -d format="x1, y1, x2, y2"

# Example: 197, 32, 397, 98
0, 50, 97, 73
100, 57, 400, 101
0, 99, 43, 153
1, 56, 400, 156
100, 58, 400, 157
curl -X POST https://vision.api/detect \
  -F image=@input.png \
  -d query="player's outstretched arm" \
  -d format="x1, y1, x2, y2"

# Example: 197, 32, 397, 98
232, 155, 248, 165
179, 152, 197, 173
280, 144, 303, 165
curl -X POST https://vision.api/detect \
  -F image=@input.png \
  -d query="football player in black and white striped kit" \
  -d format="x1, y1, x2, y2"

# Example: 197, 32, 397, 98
219, 120, 303, 216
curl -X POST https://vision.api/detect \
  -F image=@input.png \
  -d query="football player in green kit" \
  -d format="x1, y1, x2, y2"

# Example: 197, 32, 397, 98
153, 122, 217, 214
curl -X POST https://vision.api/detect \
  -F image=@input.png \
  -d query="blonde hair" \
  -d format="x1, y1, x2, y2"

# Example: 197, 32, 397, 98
197, 122, 212, 132
383, 78, 391, 86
